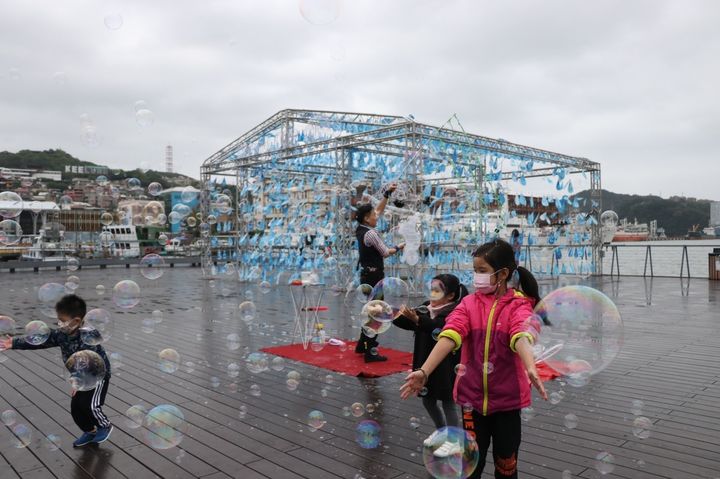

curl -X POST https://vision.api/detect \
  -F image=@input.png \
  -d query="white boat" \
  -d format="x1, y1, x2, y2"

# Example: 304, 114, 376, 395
22, 224, 76, 261
99, 224, 141, 258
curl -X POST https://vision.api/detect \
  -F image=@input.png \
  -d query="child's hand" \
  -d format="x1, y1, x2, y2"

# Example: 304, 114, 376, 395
399, 306, 418, 323
400, 370, 427, 399
526, 366, 548, 400
0, 336, 11, 351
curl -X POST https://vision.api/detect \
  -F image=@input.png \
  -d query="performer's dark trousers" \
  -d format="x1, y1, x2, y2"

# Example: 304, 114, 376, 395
355, 269, 384, 353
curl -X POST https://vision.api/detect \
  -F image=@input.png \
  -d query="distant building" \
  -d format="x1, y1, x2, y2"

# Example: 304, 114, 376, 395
0, 167, 62, 181
711, 201, 720, 227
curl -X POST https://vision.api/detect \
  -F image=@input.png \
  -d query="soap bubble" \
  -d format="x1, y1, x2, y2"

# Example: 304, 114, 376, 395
0, 191, 23, 218
140, 254, 165, 280
227, 362, 240, 378
630, 399, 644, 416
534, 286, 623, 379
595, 452, 615, 475
96, 175, 109, 186
409, 417, 420, 429
354, 284, 373, 304
422, 427, 479, 479
259, 281, 272, 294
246, 353, 268, 374
24, 320, 50, 345
65, 275, 80, 291
168, 211, 183, 225
186, 217, 197, 228
1, 409, 17, 426
44, 433, 62, 451
11, 423, 32, 448
0, 220, 22, 245
136, 109, 154, 127
181, 187, 198, 203
158, 349, 180, 373
112, 280, 140, 308
125, 405, 148, 429
104, 12, 123, 30
0, 315, 16, 338
271, 357, 285, 371
66, 350, 106, 391
96, 284, 106, 295
307, 410, 326, 429
359, 300, 394, 337
249, 384, 261, 396
211, 194, 232, 214
299, 0, 342, 25
238, 405, 248, 419
66, 257, 80, 272
564, 413, 578, 429
520, 407, 535, 422
351, 402, 364, 417
148, 182, 163, 196
141, 201, 165, 224
100, 212, 113, 226
226, 333, 241, 350
549, 391, 564, 405
238, 301, 257, 322
126, 178, 142, 191
109, 352, 122, 369
141, 318, 155, 333
632, 416, 652, 439
600, 210, 619, 228
81, 309, 113, 345
454, 364, 467, 377
370, 277, 409, 314
143, 405, 187, 450
355, 420, 381, 449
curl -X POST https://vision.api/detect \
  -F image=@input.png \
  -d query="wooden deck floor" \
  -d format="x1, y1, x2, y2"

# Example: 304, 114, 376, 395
1, 269, 719, 478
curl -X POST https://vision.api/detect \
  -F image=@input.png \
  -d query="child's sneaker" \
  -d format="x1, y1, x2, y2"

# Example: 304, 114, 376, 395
433, 440, 463, 458
423, 429, 448, 447
92, 425, 113, 444
73, 431, 96, 447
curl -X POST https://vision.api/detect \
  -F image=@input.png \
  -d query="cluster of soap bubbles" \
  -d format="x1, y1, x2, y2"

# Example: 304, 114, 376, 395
0, 191, 24, 246
350, 277, 409, 337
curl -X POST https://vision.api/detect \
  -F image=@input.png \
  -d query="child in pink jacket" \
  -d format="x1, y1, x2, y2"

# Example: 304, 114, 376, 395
401, 239, 547, 479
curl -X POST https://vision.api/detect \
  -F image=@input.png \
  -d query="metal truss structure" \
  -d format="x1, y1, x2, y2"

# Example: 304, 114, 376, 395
200, 109, 602, 287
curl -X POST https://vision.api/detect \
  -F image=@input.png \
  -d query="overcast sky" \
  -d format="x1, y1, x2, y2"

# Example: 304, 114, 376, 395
1, 0, 718, 200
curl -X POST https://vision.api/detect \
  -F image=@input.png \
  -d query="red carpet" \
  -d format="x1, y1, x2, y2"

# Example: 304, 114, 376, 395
261, 341, 413, 378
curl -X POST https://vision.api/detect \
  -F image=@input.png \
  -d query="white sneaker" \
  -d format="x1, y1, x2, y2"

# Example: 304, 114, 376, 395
433, 440, 463, 458
423, 429, 447, 447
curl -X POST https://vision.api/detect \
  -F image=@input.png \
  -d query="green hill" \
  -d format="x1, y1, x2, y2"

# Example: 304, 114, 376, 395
0, 149, 99, 170
0, 149, 199, 188
574, 189, 711, 237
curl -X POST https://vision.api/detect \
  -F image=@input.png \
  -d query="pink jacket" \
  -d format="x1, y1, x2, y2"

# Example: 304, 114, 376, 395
439, 288, 536, 416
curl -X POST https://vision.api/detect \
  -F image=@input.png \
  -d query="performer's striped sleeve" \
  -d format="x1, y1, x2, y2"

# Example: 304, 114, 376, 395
364, 228, 391, 257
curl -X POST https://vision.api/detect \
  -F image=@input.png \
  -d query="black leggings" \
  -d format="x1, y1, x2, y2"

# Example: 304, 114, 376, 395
463, 408, 521, 479
71, 376, 111, 432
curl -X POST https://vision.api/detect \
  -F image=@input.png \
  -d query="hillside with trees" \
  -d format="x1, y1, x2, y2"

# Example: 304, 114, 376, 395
0, 149, 200, 188
574, 189, 712, 237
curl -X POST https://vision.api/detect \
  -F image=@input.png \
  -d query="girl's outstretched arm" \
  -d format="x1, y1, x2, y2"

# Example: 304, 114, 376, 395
400, 337, 455, 399
515, 337, 548, 400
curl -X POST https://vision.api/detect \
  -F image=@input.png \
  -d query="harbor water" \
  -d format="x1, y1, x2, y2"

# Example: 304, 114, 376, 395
600, 239, 720, 278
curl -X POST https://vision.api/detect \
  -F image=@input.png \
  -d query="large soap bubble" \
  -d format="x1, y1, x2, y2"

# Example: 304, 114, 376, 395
422, 426, 480, 479
0, 191, 24, 218
140, 254, 165, 280
0, 220, 23, 245
38, 282, 66, 318
81, 309, 113, 345
0, 315, 16, 340
141, 201, 165, 225
112, 280, 140, 308
66, 350, 106, 391
600, 210, 619, 228
370, 277, 409, 314
355, 419, 381, 449
359, 300, 394, 337
534, 286, 623, 381
24, 320, 50, 345
143, 404, 187, 449
299, 0, 342, 25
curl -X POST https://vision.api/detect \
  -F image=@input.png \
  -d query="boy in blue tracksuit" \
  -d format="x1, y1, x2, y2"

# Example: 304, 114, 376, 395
1, 294, 113, 447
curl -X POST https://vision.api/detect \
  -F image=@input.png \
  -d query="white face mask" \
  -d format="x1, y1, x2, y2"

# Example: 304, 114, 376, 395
473, 271, 499, 294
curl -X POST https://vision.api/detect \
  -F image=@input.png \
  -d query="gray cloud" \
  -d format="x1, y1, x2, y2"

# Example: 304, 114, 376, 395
1, 0, 718, 200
